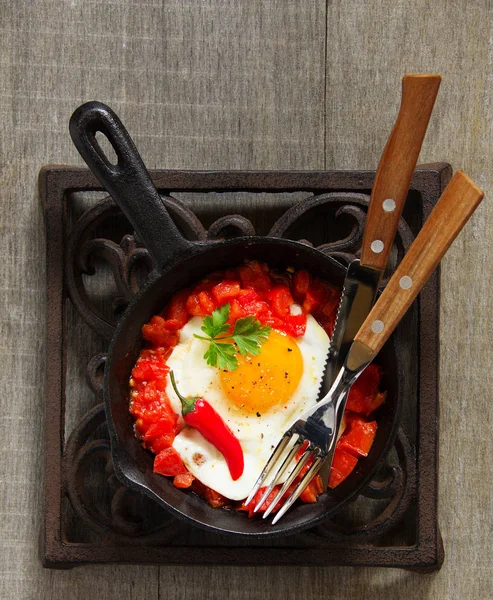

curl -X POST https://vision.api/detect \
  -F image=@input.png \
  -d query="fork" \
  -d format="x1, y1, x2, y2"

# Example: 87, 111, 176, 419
245, 170, 483, 524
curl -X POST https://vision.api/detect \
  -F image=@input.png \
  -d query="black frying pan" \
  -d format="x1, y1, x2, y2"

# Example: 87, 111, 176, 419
69, 102, 403, 537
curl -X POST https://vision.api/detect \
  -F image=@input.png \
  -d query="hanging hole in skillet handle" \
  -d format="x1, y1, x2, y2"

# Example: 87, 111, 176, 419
94, 131, 119, 166
69, 101, 200, 272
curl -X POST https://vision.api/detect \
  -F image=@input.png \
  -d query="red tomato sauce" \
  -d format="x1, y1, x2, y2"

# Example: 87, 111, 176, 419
129, 260, 386, 514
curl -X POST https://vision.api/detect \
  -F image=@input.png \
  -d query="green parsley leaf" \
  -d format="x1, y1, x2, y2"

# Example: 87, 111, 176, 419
204, 341, 238, 371
201, 303, 231, 338
233, 318, 271, 357
194, 303, 271, 370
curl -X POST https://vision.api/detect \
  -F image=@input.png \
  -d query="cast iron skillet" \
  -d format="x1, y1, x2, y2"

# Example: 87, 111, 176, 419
69, 101, 403, 538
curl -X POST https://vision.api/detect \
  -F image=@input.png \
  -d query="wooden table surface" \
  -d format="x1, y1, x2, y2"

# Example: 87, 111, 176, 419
1, 1, 492, 598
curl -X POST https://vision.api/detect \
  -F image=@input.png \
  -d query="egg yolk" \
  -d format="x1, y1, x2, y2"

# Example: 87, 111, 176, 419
219, 330, 303, 414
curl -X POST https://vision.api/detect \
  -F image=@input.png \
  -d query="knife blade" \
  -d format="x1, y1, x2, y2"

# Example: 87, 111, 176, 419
318, 73, 441, 487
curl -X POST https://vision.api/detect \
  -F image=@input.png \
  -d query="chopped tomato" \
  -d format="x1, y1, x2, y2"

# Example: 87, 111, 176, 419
238, 261, 272, 292
236, 291, 270, 318
302, 289, 320, 313
292, 269, 310, 302
345, 363, 384, 415
136, 380, 160, 405
165, 290, 189, 327
328, 447, 359, 489
185, 293, 202, 316
142, 316, 179, 348
131, 382, 178, 432
198, 291, 216, 314
131, 354, 169, 384
237, 288, 259, 302
228, 298, 246, 323
153, 447, 187, 476
295, 440, 310, 460
192, 480, 230, 508
173, 471, 195, 488
302, 279, 333, 313
282, 313, 307, 337
237, 485, 285, 518
129, 400, 147, 420
267, 285, 294, 318
299, 474, 324, 503
338, 415, 377, 457
319, 296, 339, 317
153, 346, 174, 362
148, 433, 176, 453
257, 313, 284, 330
135, 406, 172, 430
212, 280, 242, 304
142, 419, 176, 440
161, 318, 182, 332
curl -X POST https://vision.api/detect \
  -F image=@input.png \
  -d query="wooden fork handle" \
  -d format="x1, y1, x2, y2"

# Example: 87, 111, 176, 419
355, 170, 484, 356
360, 74, 441, 272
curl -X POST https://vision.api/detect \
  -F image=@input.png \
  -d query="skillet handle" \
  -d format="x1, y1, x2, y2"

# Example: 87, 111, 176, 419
69, 101, 196, 270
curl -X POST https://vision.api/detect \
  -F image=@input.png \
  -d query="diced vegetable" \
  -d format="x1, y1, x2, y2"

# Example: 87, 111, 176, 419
186, 293, 203, 316
154, 447, 188, 476
299, 474, 324, 503
267, 285, 294, 318
131, 353, 169, 384
292, 269, 310, 302
173, 471, 195, 488
228, 298, 246, 323
212, 280, 242, 304
328, 447, 359, 488
338, 415, 377, 457
198, 291, 216, 314
192, 480, 230, 508
283, 313, 307, 337
237, 485, 286, 518
166, 290, 189, 327
238, 261, 272, 291
142, 419, 176, 440
148, 433, 176, 453
142, 316, 179, 348
345, 364, 385, 415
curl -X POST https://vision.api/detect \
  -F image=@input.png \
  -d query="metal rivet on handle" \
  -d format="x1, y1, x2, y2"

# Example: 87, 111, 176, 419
370, 240, 384, 254
382, 198, 396, 212
371, 320, 385, 334
399, 275, 413, 289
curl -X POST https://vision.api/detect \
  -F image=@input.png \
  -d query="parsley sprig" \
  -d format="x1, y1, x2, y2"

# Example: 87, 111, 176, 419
193, 303, 271, 371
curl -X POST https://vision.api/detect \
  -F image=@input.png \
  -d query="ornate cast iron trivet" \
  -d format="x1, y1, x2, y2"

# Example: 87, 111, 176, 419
41, 165, 450, 571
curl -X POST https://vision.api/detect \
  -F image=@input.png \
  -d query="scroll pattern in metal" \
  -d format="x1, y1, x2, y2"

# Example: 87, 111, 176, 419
64, 191, 416, 544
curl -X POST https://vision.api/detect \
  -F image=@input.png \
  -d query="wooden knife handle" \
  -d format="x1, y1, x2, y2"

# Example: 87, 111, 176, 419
360, 74, 441, 272
355, 171, 484, 356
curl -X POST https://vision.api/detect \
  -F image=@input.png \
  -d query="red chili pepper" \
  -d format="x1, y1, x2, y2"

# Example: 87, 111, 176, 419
169, 371, 244, 480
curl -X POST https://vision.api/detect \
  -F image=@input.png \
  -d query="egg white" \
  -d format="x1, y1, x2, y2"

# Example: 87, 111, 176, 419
166, 313, 330, 501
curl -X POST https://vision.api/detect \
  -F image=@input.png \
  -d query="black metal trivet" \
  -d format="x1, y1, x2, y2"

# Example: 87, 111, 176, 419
40, 165, 450, 571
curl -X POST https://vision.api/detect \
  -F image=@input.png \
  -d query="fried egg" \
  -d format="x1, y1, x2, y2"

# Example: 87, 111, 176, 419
166, 312, 330, 500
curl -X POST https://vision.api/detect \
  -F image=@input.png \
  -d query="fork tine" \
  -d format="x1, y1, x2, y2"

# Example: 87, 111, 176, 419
253, 437, 303, 512
271, 455, 323, 525
244, 433, 298, 506
262, 447, 314, 519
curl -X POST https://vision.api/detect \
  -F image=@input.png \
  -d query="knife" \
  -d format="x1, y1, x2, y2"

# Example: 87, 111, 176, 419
319, 74, 441, 486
